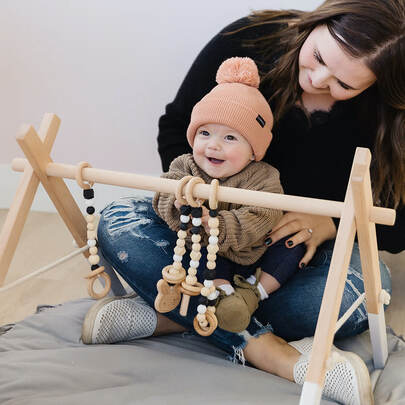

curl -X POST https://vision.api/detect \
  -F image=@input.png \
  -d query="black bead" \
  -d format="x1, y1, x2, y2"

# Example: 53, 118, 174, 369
180, 205, 191, 215
198, 296, 209, 306
209, 209, 218, 217
83, 188, 94, 199
190, 226, 201, 234
208, 297, 218, 306
191, 207, 202, 218
180, 222, 188, 231
91, 264, 99, 270
86, 206, 95, 215
203, 270, 216, 280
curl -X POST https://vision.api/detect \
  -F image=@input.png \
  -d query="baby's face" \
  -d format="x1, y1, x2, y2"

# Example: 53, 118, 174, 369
193, 123, 254, 179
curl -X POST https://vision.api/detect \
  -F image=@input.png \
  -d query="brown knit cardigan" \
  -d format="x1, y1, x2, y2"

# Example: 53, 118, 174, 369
153, 154, 283, 265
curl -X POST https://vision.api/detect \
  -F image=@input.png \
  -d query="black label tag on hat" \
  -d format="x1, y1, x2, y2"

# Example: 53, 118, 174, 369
256, 114, 265, 127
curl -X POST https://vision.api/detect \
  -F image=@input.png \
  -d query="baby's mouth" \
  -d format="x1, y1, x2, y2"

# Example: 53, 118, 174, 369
207, 157, 224, 164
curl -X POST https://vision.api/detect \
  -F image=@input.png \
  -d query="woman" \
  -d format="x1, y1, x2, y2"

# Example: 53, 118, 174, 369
82, 1, 405, 404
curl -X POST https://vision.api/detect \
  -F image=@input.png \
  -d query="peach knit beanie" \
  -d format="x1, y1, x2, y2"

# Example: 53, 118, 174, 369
186, 57, 273, 161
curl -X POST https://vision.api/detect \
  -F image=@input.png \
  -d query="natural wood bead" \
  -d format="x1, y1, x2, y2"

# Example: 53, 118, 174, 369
176, 239, 186, 247
207, 244, 219, 254
174, 246, 186, 256
210, 228, 219, 236
208, 217, 219, 228
190, 251, 201, 261
207, 306, 216, 314
199, 320, 208, 328
186, 275, 197, 285
172, 261, 183, 270
209, 285, 216, 294
207, 253, 216, 261
87, 230, 97, 240
177, 230, 187, 239
191, 243, 201, 251
88, 255, 100, 265
201, 287, 210, 296
207, 261, 216, 270
191, 234, 201, 243
89, 247, 98, 255
188, 268, 197, 276
87, 223, 95, 231
86, 214, 95, 223
197, 313, 206, 322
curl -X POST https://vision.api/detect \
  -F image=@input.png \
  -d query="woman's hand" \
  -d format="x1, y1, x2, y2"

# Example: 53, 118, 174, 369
265, 212, 337, 268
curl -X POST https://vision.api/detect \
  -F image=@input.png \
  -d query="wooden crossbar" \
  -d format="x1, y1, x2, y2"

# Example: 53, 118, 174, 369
0, 114, 396, 405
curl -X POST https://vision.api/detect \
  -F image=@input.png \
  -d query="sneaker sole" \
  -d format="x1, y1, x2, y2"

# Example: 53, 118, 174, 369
335, 348, 374, 405
81, 293, 137, 344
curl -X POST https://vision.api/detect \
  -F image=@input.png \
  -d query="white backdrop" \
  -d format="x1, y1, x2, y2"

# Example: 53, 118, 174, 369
0, 0, 322, 211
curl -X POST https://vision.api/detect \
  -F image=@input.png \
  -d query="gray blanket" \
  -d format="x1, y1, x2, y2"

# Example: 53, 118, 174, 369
1, 298, 404, 404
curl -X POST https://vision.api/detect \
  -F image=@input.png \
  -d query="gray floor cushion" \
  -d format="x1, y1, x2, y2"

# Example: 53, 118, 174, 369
0, 298, 404, 404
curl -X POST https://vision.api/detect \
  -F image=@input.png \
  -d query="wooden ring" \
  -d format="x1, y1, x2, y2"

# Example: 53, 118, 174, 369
193, 310, 218, 336
84, 265, 106, 279
86, 269, 111, 299
209, 179, 219, 210
175, 176, 193, 205
180, 281, 203, 296
162, 265, 186, 284
185, 177, 205, 207
76, 161, 94, 190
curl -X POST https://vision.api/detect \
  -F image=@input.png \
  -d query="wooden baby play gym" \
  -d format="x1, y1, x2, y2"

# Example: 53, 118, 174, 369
0, 113, 395, 404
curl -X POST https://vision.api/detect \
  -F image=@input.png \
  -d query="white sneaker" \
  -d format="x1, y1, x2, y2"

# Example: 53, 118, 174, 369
289, 337, 374, 405
81, 293, 157, 344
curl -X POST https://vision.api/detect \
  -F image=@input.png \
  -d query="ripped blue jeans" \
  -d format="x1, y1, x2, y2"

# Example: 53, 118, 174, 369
97, 196, 392, 360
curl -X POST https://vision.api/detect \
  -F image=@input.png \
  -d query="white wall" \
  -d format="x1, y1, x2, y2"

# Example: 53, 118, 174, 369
0, 0, 322, 211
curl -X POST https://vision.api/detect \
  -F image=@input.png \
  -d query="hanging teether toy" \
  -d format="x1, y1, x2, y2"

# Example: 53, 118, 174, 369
154, 176, 192, 313
75, 161, 111, 299
193, 179, 220, 336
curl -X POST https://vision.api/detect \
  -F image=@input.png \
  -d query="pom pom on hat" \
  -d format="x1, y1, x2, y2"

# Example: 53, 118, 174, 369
216, 57, 260, 88
187, 57, 273, 161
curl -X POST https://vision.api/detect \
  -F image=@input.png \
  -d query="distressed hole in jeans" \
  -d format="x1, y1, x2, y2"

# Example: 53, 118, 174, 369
117, 250, 129, 263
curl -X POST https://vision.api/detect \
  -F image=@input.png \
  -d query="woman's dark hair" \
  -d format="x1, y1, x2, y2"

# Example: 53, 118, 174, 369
232, 0, 405, 208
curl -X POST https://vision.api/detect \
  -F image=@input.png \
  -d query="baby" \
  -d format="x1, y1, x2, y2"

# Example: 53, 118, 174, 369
153, 57, 304, 332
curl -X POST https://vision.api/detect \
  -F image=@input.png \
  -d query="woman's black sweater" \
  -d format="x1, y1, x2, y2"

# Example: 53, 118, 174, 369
157, 17, 404, 254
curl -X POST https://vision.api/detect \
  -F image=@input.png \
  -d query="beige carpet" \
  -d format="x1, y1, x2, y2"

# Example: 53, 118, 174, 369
0, 209, 404, 337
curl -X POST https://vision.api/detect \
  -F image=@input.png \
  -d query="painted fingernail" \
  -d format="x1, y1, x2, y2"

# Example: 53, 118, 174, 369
265, 238, 272, 246
300, 263, 306, 269
287, 240, 293, 247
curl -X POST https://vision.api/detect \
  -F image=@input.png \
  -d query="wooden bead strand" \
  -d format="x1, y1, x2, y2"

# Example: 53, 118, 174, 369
154, 176, 192, 313
76, 161, 111, 299
194, 179, 220, 336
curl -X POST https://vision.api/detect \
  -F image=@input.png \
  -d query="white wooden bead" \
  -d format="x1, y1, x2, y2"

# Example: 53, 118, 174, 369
190, 260, 199, 268
207, 245, 219, 254
87, 230, 97, 240
87, 240, 96, 247
191, 234, 201, 243
197, 304, 207, 314
208, 236, 219, 245
87, 223, 95, 231
173, 254, 183, 262
204, 280, 214, 288
177, 230, 187, 239
190, 251, 201, 261
208, 217, 219, 228
180, 215, 190, 223
88, 255, 100, 265
89, 246, 98, 255
186, 275, 197, 285
174, 246, 186, 256
86, 214, 95, 223
207, 253, 216, 261
192, 217, 202, 226
208, 291, 219, 300
207, 261, 216, 270
85, 199, 94, 207
176, 239, 186, 247
203, 287, 213, 296
191, 243, 201, 251
188, 268, 197, 276
210, 228, 219, 236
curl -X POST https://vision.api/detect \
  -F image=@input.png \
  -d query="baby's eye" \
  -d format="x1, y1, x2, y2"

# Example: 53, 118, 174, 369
225, 134, 236, 141
199, 130, 210, 136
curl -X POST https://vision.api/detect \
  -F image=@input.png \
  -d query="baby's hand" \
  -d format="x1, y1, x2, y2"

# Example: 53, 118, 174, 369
174, 199, 182, 210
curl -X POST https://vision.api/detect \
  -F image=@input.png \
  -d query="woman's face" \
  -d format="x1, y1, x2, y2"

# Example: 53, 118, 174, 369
298, 25, 376, 101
